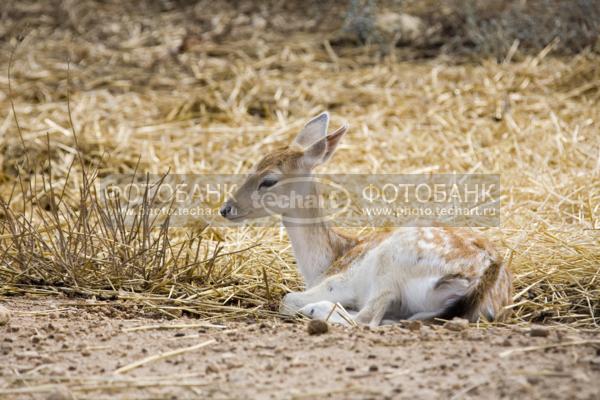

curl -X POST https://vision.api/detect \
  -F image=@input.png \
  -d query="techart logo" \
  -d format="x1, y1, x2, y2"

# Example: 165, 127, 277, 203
251, 176, 351, 225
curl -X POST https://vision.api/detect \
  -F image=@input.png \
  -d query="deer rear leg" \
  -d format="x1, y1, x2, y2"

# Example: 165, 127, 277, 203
355, 290, 395, 328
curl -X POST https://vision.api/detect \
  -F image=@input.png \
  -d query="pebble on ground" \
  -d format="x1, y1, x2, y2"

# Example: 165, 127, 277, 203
0, 305, 10, 326
307, 320, 329, 335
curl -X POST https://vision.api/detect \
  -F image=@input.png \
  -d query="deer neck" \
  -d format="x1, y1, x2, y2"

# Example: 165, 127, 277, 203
281, 182, 356, 288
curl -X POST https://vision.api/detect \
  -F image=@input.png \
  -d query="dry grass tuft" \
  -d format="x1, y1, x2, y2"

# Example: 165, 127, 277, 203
339, 0, 600, 59
0, 0, 598, 327
405, 0, 600, 59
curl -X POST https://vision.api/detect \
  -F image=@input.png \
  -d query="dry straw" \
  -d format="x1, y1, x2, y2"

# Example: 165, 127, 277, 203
0, 0, 598, 329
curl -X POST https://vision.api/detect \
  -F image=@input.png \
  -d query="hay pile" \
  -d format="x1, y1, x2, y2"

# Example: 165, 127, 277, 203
0, 0, 598, 326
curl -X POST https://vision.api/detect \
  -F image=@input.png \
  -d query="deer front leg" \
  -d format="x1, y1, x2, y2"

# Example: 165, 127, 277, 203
279, 292, 313, 315
298, 301, 357, 326
279, 274, 356, 317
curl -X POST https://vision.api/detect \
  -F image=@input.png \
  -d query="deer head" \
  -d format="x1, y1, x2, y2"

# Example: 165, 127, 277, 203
220, 112, 348, 222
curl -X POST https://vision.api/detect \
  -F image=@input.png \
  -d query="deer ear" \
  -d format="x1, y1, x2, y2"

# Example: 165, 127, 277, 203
301, 123, 348, 169
293, 112, 329, 148
321, 123, 348, 163
301, 135, 327, 169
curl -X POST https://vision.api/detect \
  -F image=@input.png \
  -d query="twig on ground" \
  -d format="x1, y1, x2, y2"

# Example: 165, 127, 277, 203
114, 339, 216, 374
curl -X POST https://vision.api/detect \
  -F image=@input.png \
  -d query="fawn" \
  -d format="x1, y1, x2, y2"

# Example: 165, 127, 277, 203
220, 113, 512, 326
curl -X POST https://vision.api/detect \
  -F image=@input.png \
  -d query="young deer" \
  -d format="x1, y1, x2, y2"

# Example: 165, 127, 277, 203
220, 113, 512, 326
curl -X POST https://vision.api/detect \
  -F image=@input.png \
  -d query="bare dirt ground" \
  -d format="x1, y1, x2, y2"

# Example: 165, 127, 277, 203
1, 299, 599, 400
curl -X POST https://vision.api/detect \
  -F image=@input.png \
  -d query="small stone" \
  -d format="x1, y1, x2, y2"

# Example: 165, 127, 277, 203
225, 361, 242, 369
573, 370, 590, 382
17, 350, 40, 360
529, 327, 550, 337
406, 320, 422, 332
443, 318, 469, 332
307, 320, 329, 335
526, 376, 541, 385
0, 305, 10, 326
205, 364, 219, 374
369, 365, 379, 372
46, 386, 74, 400
588, 356, 600, 366
345, 366, 355, 372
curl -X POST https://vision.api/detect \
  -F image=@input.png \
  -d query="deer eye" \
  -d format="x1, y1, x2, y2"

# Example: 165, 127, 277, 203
258, 178, 278, 190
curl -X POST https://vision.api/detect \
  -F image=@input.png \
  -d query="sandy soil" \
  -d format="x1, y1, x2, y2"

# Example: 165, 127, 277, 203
0, 298, 599, 400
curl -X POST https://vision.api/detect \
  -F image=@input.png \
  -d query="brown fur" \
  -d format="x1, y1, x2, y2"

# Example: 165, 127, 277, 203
338, 225, 511, 321
445, 229, 510, 319
253, 146, 304, 173
483, 265, 513, 321
326, 226, 511, 321
416, 226, 511, 321
326, 230, 393, 276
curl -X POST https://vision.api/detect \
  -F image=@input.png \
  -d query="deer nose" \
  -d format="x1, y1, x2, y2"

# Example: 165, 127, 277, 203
220, 202, 233, 218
